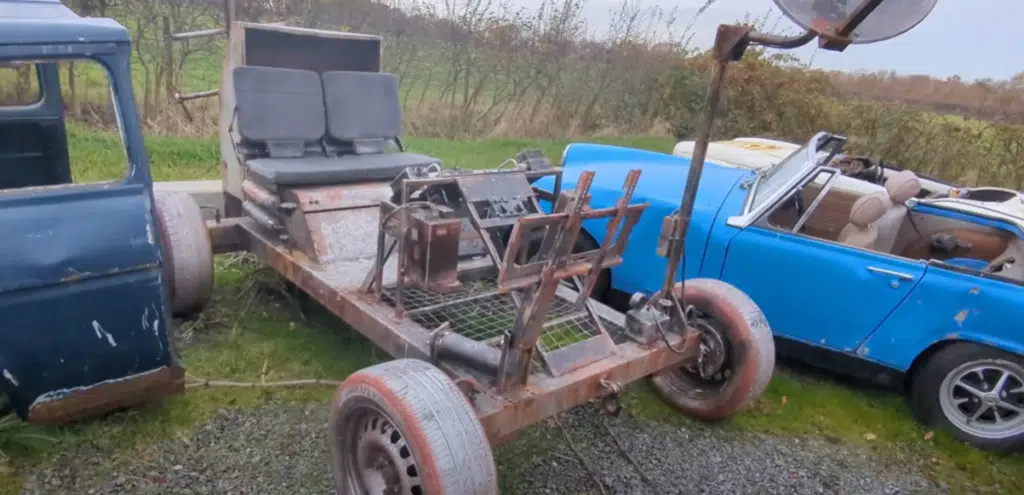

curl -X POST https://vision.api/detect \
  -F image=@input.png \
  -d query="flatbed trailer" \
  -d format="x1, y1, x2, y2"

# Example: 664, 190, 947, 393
188, 20, 777, 493
218, 171, 713, 444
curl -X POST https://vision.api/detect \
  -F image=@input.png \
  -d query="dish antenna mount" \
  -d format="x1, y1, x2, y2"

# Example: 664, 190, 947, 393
655, 0, 938, 325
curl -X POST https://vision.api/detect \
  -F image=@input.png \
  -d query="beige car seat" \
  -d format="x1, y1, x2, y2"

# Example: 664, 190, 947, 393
837, 191, 892, 250
876, 170, 922, 253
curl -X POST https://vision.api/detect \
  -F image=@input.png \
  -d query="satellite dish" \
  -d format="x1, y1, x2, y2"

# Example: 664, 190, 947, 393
773, 0, 939, 44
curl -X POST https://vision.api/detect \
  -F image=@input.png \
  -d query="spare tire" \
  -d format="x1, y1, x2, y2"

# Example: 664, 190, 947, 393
153, 190, 214, 318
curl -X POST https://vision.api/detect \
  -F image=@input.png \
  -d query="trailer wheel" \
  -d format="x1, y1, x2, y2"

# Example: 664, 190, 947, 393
650, 279, 775, 421
328, 359, 497, 495
153, 190, 214, 318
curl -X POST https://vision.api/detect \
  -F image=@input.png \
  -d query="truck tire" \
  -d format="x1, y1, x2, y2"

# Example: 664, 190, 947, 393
153, 190, 214, 318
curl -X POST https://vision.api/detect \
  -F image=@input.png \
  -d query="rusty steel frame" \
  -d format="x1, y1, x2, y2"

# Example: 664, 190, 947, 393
240, 217, 703, 443
365, 168, 562, 313
217, 159, 709, 443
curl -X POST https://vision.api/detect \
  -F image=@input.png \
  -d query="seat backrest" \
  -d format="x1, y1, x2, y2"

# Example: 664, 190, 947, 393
837, 191, 891, 250
322, 71, 402, 155
875, 170, 922, 253
232, 66, 326, 158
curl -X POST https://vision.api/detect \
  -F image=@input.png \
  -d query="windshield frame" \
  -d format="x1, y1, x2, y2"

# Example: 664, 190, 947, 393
726, 131, 839, 228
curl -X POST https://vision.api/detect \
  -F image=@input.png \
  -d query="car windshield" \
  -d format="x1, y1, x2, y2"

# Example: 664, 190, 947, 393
747, 133, 844, 213
748, 144, 811, 211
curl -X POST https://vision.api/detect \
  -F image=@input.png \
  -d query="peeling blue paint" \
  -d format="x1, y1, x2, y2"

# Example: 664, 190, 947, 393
0, 4, 175, 421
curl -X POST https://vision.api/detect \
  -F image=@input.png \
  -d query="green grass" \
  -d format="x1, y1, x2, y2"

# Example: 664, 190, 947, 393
3, 127, 1023, 494
66, 123, 674, 182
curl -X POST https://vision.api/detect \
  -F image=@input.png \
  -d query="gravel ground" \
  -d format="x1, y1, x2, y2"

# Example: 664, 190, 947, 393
18, 402, 944, 495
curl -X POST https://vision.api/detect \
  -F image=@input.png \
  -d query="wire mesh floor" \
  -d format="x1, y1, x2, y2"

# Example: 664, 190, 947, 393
380, 275, 628, 360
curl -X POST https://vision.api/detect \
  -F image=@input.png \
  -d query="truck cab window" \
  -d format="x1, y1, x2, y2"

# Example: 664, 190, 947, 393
0, 59, 128, 191
0, 63, 41, 106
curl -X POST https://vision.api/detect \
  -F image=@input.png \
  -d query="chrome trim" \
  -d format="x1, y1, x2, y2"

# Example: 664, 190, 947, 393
738, 172, 762, 214
727, 132, 833, 228
791, 169, 839, 233
866, 266, 914, 280
560, 143, 573, 166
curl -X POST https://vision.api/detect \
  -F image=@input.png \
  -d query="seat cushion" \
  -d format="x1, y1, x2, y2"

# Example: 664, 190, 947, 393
246, 152, 441, 186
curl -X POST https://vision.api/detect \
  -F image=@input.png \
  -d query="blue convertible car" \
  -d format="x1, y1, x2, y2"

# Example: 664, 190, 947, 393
535, 132, 1024, 452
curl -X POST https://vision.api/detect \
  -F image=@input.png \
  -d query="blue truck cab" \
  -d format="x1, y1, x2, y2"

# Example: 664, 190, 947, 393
0, 0, 213, 424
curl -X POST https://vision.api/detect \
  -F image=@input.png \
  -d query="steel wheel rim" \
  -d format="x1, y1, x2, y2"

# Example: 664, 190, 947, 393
342, 407, 422, 495
665, 315, 734, 399
938, 359, 1024, 440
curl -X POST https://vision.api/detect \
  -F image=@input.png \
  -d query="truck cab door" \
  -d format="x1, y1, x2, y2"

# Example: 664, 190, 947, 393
0, 60, 177, 423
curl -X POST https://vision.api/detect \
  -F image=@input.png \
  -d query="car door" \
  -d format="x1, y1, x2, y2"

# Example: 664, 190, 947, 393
0, 60, 172, 420
721, 219, 927, 352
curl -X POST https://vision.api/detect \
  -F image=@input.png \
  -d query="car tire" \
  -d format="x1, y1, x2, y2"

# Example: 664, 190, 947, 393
649, 278, 775, 421
327, 359, 498, 494
153, 190, 215, 319
910, 342, 1024, 453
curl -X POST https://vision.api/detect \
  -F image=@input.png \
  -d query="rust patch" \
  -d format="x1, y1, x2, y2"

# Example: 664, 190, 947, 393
60, 263, 159, 283
287, 183, 391, 213
954, 309, 969, 326
27, 365, 185, 426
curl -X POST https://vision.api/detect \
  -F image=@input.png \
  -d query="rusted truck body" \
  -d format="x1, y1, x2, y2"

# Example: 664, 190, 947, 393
0, 0, 213, 424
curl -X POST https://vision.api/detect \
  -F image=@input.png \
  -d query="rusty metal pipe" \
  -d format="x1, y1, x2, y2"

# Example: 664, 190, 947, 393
660, 24, 817, 306
659, 28, 734, 302
174, 89, 219, 102
432, 330, 502, 377
242, 201, 282, 231
241, 179, 280, 211
170, 28, 225, 41
746, 29, 817, 49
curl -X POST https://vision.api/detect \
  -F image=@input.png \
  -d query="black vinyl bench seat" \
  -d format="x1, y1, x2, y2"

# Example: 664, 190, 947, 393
232, 66, 439, 187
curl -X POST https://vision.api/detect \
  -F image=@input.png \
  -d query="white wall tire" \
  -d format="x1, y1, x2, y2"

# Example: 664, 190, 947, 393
328, 359, 498, 494
153, 190, 214, 318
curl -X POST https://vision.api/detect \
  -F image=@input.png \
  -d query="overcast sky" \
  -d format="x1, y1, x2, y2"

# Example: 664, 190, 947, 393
497, 0, 1018, 82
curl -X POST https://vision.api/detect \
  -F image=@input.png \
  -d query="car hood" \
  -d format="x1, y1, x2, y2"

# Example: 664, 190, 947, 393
672, 138, 800, 170
544, 143, 752, 210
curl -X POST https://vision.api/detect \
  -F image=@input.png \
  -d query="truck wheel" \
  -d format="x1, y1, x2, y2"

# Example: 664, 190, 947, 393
649, 279, 775, 421
153, 190, 214, 318
328, 359, 497, 495
910, 342, 1024, 453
